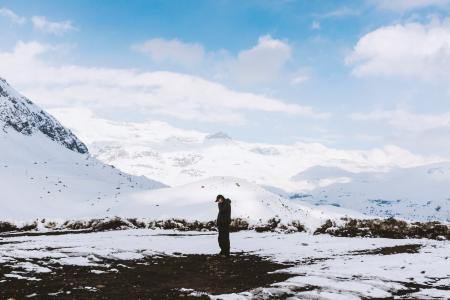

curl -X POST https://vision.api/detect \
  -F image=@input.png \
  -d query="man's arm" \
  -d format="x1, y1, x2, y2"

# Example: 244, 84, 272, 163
225, 201, 231, 222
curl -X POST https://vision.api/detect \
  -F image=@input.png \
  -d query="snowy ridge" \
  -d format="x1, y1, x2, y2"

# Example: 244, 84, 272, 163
48, 107, 450, 222
49, 107, 439, 193
0, 77, 87, 154
1, 170, 360, 232
0, 129, 167, 222
297, 164, 450, 222
116, 176, 362, 230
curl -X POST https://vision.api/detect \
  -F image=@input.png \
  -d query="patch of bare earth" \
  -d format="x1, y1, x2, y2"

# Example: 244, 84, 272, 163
351, 244, 422, 255
0, 254, 293, 299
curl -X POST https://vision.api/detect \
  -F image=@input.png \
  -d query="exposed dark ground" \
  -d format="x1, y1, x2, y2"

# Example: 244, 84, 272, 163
0, 232, 448, 300
0, 254, 293, 299
351, 243, 422, 255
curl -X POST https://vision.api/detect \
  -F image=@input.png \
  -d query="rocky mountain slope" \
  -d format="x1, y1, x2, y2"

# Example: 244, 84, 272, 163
0, 77, 87, 154
0, 78, 166, 221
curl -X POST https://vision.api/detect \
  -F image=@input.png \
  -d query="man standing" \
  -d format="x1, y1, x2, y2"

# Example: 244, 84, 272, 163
215, 194, 231, 257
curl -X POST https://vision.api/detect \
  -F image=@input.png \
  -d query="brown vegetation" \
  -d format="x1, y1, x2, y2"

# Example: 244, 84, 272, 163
314, 217, 450, 240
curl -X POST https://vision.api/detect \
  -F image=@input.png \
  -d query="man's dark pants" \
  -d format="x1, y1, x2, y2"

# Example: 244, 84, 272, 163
218, 223, 230, 255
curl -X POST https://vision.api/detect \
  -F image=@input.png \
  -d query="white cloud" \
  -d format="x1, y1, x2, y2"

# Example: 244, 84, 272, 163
347, 19, 450, 80
231, 35, 292, 85
351, 109, 450, 132
311, 20, 321, 30
0, 7, 25, 24
131, 38, 205, 68
371, 0, 450, 11
320, 7, 360, 18
351, 108, 450, 156
290, 74, 309, 85
31, 16, 77, 35
131, 35, 297, 85
0, 41, 328, 125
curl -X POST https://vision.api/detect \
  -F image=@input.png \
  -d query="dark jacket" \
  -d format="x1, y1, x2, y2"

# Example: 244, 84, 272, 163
217, 198, 231, 225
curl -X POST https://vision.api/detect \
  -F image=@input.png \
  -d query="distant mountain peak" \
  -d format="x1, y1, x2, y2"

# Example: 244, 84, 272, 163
205, 131, 231, 140
0, 77, 88, 154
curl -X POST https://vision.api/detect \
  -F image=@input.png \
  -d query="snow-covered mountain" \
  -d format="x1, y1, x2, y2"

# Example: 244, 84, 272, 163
0, 78, 360, 230
295, 164, 450, 222
117, 176, 361, 230
0, 78, 166, 221
47, 107, 450, 222
0, 77, 88, 154
49, 107, 439, 193
0, 128, 356, 229
0, 126, 357, 227
4, 77, 448, 226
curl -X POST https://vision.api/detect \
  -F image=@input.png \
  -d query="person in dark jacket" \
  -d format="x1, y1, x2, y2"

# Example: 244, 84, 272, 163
216, 194, 231, 257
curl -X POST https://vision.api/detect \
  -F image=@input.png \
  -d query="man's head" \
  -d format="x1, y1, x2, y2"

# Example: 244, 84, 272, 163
215, 194, 225, 203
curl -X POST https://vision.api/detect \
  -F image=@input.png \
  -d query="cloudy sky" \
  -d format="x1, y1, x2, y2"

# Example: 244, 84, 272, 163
1, 0, 450, 157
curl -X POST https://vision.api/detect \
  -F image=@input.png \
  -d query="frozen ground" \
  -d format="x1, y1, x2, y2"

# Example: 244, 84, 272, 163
1, 229, 449, 299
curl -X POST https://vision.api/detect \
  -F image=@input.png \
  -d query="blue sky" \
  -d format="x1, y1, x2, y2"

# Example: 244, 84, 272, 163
1, 0, 450, 156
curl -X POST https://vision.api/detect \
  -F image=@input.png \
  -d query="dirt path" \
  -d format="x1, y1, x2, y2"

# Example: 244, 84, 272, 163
0, 254, 293, 299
